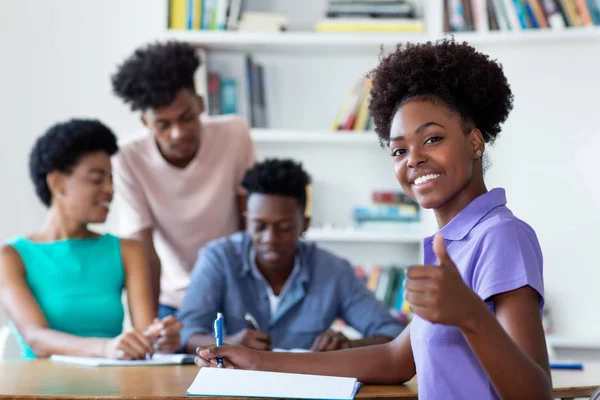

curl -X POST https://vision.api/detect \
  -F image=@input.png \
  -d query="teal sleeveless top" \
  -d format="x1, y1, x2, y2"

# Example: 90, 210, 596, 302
8, 234, 125, 359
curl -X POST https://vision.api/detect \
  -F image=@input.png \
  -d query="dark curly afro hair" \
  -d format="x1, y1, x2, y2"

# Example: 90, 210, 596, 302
111, 41, 200, 111
29, 119, 118, 207
368, 38, 513, 147
242, 159, 312, 211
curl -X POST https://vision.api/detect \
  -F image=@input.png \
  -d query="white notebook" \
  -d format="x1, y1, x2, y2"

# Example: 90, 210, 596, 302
49, 353, 195, 366
187, 368, 362, 399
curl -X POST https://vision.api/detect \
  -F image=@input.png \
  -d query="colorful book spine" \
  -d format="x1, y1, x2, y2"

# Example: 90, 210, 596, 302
169, 0, 188, 29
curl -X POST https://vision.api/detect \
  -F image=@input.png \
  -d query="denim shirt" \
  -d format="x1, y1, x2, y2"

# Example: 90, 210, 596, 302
178, 232, 404, 350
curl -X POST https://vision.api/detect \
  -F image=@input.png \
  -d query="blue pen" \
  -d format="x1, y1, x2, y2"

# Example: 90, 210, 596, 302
213, 312, 223, 368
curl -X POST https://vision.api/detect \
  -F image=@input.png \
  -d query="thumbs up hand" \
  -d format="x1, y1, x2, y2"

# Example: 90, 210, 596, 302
405, 233, 480, 329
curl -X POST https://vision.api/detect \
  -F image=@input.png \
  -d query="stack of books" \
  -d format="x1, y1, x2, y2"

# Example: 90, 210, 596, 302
444, 0, 600, 32
315, 0, 425, 32
353, 191, 421, 232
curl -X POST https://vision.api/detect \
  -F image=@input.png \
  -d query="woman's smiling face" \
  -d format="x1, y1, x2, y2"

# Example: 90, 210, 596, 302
389, 99, 481, 211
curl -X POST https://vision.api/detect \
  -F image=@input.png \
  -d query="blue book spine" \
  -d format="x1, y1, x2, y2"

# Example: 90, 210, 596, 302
187, 0, 194, 29
220, 79, 238, 115
201, 0, 211, 30
524, 2, 539, 27
513, 0, 530, 28
586, 0, 600, 24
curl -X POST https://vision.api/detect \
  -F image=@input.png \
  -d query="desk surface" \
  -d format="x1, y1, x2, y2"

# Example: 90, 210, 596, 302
0, 360, 598, 399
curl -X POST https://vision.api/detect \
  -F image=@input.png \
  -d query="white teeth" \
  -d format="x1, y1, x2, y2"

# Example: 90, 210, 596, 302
414, 174, 440, 186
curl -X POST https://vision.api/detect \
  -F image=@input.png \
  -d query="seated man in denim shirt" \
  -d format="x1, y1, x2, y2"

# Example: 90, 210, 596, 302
178, 158, 404, 353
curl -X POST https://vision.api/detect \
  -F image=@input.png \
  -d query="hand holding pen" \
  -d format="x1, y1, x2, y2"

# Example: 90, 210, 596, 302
144, 315, 183, 354
224, 312, 272, 350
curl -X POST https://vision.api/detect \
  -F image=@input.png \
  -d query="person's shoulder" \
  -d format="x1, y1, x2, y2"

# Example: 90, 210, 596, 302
0, 243, 25, 273
473, 206, 538, 244
116, 131, 153, 161
200, 232, 249, 264
203, 115, 250, 139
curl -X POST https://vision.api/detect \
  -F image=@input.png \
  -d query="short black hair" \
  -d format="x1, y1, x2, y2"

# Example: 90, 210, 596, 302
242, 159, 312, 211
369, 38, 513, 146
29, 119, 118, 207
111, 41, 200, 111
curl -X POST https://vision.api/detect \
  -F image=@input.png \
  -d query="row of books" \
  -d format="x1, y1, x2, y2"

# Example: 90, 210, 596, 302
167, 0, 244, 31
356, 265, 413, 324
316, 0, 425, 32
353, 191, 421, 232
444, 0, 600, 32
203, 55, 268, 128
331, 78, 374, 132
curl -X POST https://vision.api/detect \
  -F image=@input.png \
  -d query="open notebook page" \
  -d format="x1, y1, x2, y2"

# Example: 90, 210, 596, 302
187, 368, 362, 399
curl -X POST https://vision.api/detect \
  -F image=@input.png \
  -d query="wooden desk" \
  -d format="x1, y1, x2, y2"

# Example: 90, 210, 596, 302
0, 360, 417, 400
0, 360, 598, 399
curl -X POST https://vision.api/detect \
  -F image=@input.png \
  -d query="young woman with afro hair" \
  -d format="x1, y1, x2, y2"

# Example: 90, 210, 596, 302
195, 39, 552, 400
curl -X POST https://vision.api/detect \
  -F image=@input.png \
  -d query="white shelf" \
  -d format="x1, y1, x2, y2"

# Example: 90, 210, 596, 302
165, 30, 429, 52
304, 228, 423, 244
165, 28, 600, 53
250, 129, 379, 144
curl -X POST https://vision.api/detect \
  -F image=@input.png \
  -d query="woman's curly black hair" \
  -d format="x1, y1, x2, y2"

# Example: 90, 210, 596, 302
242, 159, 312, 211
368, 38, 513, 146
29, 119, 118, 207
111, 41, 200, 111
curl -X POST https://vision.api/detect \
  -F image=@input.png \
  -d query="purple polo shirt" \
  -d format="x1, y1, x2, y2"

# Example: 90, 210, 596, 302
410, 188, 544, 400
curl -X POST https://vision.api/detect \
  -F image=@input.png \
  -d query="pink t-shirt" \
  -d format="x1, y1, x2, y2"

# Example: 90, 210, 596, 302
113, 115, 256, 308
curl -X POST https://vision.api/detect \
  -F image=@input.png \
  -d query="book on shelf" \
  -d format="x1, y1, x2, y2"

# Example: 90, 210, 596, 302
316, 0, 425, 32
444, 0, 600, 33
167, 0, 246, 31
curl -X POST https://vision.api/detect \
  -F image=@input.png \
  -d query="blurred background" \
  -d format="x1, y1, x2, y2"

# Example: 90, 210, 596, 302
1, 0, 600, 361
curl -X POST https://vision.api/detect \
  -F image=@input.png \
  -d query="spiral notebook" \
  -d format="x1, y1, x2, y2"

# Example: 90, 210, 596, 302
187, 368, 362, 399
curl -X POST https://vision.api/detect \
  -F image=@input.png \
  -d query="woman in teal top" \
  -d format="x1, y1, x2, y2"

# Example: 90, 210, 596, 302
0, 119, 182, 359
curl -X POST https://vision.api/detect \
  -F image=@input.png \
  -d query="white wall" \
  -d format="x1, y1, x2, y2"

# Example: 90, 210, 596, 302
1, 0, 599, 353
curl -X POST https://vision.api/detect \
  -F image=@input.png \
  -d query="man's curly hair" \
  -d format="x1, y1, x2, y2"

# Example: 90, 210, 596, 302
368, 38, 513, 146
242, 159, 312, 211
29, 119, 118, 207
111, 41, 200, 111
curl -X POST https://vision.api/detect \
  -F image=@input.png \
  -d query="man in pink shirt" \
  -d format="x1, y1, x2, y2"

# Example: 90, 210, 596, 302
111, 41, 256, 318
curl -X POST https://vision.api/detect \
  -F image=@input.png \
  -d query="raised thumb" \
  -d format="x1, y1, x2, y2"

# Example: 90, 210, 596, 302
433, 233, 453, 267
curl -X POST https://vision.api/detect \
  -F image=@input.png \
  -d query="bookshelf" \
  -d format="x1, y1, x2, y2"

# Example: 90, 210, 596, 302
250, 129, 378, 144
168, 0, 599, 270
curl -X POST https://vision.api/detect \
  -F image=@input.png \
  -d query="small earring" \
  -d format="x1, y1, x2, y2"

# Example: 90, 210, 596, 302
476, 150, 482, 157
56, 193, 64, 200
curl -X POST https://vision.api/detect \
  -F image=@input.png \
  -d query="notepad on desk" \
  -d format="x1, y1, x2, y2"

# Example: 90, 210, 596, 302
187, 368, 362, 399
49, 353, 196, 367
